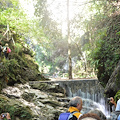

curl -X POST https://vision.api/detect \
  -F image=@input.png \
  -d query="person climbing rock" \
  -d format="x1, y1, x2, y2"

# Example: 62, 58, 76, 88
3, 43, 11, 59
0, 113, 11, 120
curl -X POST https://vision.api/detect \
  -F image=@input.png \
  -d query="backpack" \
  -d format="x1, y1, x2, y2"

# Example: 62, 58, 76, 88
58, 111, 78, 120
7, 47, 11, 53
9, 48, 11, 53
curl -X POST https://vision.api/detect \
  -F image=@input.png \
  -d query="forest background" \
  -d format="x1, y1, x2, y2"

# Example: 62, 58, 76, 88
0, 0, 120, 88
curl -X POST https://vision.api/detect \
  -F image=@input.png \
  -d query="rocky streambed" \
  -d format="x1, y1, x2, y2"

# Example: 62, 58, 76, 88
0, 82, 69, 120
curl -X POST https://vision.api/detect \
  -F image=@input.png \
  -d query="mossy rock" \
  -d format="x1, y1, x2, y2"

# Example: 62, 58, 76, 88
0, 94, 33, 120
21, 92, 35, 102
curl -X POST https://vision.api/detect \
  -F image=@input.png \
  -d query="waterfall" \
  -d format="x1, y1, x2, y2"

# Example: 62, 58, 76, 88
58, 79, 110, 117
59, 79, 104, 101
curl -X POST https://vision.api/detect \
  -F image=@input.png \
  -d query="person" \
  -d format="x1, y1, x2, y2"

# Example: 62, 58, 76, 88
58, 96, 83, 120
110, 97, 120, 111
3, 43, 11, 59
0, 42, 3, 57
109, 97, 120, 120
0, 113, 11, 120
88, 108, 107, 120
68, 96, 83, 119
79, 113, 101, 120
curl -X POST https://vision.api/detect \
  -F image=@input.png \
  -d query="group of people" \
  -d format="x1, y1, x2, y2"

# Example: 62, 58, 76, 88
59, 96, 120, 120
0, 97, 119, 120
0, 42, 11, 60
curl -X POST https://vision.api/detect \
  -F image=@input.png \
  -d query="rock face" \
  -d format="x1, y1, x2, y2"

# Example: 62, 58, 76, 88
30, 82, 65, 94
0, 57, 46, 92
1, 83, 68, 120
105, 61, 120, 97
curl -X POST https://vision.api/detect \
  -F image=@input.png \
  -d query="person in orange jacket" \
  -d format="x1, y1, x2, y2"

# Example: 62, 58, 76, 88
67, 96, 83, 120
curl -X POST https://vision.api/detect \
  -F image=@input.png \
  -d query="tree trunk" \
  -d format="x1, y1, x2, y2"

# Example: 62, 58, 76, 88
67, 0, 72, 79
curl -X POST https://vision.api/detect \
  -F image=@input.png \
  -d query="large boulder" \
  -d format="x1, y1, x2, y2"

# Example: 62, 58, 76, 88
105, 61, 120, 97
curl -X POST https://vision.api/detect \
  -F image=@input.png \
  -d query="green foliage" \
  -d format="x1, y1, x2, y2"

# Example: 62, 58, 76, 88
116, 31, 120, 35
2, 58, 19, 73
0, 44, 41, 85
1, 0, 119, 82
114, 90, 120, 103
0, 0, 30, 34
1, 59, 20, 83
80, 0, 120, 85
14, 43, 23, 54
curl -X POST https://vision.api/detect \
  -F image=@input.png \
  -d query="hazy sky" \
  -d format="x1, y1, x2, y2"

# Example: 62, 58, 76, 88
19, 0, 35, 18
19, 0, 90, 36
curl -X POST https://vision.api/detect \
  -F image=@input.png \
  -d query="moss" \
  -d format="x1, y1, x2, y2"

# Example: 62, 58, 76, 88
116, 70, 120, 83
0, 52, 43, 86
114, 90, 120, 103
0, 24, 48, 93
0, 95, 33, 120
92, 15, 120, 85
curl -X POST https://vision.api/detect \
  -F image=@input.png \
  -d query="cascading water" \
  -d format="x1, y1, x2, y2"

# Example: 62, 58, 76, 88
59, 79, 111, 118
93, 99, 111, 118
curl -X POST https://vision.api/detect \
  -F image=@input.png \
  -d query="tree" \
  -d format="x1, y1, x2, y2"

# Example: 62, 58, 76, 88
67, 0, 72, 79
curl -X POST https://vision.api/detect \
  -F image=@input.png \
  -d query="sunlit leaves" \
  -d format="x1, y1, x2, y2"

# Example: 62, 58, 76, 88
0, 0, 30, 33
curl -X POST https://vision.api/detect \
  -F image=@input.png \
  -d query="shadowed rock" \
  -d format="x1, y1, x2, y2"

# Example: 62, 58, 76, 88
105, 60, 120, 97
